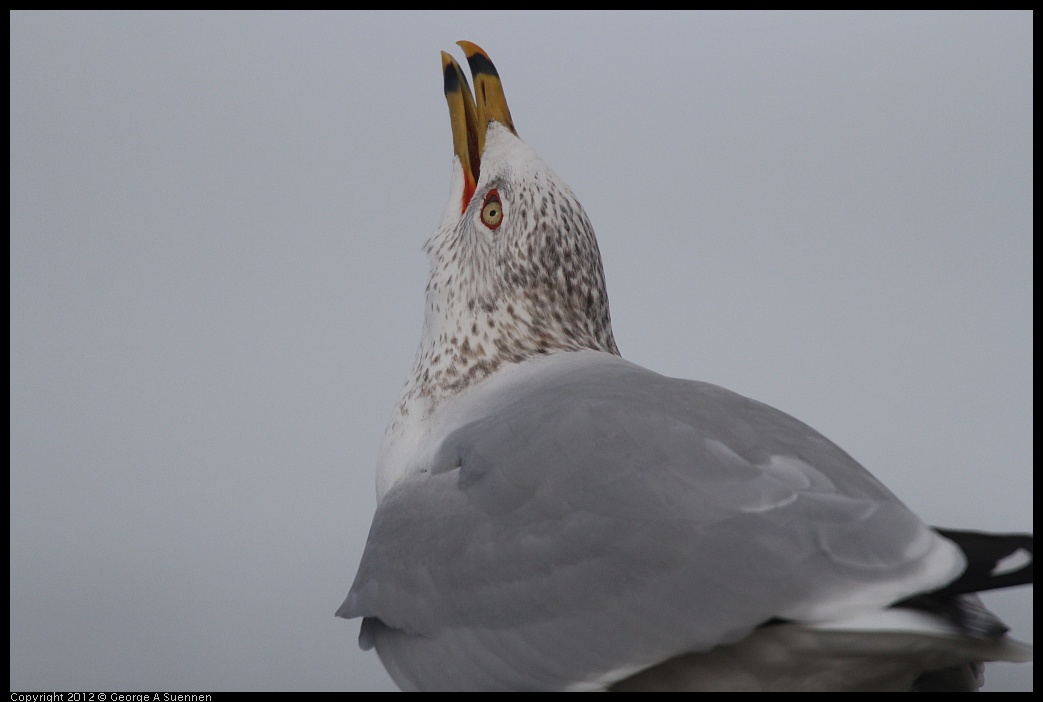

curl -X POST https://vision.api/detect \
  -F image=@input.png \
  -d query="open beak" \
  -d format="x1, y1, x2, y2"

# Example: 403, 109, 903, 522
441, 42, 517, 214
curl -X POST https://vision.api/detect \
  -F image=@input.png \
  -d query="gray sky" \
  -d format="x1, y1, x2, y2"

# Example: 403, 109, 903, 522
10, 11, 1032, 692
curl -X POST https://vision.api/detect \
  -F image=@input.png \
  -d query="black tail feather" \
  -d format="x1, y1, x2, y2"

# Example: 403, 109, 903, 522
892, 529, 1032, 638
931, 528, 1033, 597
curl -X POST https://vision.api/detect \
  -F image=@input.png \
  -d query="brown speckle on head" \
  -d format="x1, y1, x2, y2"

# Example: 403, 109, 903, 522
400, 122, 618, 414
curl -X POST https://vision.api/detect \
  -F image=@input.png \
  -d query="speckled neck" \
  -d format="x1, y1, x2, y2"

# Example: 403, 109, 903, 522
403, 125, 618, 415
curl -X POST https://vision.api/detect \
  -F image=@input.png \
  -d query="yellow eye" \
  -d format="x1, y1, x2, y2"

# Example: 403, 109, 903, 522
481, 190, 503, 230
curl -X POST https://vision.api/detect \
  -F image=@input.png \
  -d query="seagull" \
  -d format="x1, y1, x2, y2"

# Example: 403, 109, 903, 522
338, 42, 1033, 691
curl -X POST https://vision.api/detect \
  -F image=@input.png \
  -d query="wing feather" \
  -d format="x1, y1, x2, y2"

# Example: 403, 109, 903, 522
340, 352, 964, 690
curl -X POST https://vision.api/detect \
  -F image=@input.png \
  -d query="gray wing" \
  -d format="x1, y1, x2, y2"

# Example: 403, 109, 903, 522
339, 353, 963, 691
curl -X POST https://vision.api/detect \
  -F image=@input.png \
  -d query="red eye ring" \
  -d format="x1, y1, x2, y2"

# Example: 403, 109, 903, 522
481, 190, 503, 230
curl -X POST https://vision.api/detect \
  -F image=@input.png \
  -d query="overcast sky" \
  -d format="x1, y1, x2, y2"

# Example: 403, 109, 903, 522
10, 11, 1032, 692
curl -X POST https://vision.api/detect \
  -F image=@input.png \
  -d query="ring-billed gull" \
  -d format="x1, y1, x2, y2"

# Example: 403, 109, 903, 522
338, 42, 1032, 691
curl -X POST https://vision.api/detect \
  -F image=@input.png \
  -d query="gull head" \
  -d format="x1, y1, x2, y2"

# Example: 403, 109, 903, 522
415, 44, 620, 405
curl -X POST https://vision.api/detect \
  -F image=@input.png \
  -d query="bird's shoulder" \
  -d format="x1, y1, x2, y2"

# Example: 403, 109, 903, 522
347, 351, 962, 630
